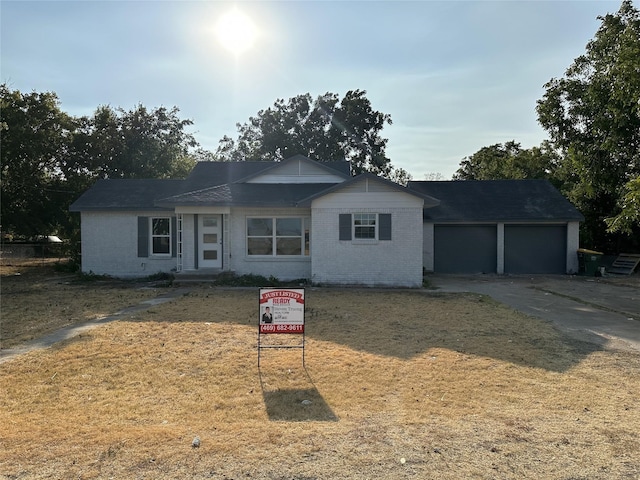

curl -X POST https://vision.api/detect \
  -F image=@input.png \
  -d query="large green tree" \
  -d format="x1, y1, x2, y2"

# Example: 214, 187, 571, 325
214, 90, 398, 177
1, 85, 200, 239
83, 104, 197, 180
453, 141, 560, 182
0, 85, 77, 237
536, 0, 640, 251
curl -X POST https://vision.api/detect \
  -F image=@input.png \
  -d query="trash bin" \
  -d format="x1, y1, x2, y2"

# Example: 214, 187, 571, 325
577, 248, 604, 276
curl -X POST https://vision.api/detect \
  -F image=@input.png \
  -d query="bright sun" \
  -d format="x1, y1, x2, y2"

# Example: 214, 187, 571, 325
215, 8, 258, 56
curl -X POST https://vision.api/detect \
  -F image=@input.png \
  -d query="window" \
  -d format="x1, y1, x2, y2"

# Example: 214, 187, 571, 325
151, 217, 171, 255
339, 213, 392, 241
247, 217, 310, 256
354, 213, 376, 239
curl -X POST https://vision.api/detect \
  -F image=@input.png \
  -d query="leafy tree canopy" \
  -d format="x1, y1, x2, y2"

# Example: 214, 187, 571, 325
536, 0, 640, 251
453, 140, 560, 182
82, 104, 197, 180
0, 85, 77, 236
1, 85, 199, 239
455, 1, 640, 253
213, 90, 399, 178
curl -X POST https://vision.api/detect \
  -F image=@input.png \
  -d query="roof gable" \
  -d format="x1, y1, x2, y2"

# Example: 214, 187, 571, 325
297, 173, 440, 207
236, 154, 351, 184
408, 179, 584, 222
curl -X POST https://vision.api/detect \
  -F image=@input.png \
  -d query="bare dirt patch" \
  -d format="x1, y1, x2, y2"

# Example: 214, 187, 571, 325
1, 268, 639, 479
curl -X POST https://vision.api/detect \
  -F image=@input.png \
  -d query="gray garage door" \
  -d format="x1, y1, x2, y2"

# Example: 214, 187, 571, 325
434, 225, 497, 273
504, 225, 566, 274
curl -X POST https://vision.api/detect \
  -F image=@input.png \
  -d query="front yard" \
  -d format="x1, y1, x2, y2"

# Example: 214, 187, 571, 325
1, 264, 638, 479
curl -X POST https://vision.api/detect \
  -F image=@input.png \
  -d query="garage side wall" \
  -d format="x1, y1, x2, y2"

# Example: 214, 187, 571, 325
566, 221, 580, 274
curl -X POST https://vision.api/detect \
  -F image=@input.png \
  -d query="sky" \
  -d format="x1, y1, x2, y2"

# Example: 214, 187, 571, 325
1, 0, 623, 179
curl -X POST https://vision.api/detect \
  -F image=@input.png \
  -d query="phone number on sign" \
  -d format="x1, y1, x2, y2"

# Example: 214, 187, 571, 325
260, 324, 304, 334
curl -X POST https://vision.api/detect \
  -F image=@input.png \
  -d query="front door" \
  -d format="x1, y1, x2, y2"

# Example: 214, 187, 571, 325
199, 214, 222, 268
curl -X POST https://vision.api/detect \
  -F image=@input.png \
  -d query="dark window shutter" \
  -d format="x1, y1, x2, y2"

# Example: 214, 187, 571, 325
193, 214, 198, 269
171, 216, 177, 258
339, 214, 352, 241
379, 214, 392, 240
138, 216, 149, 257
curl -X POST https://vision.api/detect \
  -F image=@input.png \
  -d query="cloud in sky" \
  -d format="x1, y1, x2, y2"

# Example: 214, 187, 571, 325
1, 0, 621, 179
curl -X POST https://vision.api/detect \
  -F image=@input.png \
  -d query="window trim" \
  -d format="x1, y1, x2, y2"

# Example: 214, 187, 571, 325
353, 213, 377, 240
150, 216, 172, 256
246, 216, 310, 257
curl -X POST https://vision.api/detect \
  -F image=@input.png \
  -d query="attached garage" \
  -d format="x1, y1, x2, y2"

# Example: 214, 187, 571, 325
409, 179, 584, 275
434, 225, 497, 273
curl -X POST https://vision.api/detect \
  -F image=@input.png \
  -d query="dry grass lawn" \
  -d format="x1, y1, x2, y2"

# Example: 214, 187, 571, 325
1, 264, 639, 479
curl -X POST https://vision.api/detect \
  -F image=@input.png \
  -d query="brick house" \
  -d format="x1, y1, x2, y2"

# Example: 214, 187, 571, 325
69, 155, 583, 285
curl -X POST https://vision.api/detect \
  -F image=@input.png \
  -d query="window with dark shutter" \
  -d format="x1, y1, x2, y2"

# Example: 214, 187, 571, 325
137, 216, 149, 257
339, 214, 352, 241
379, 214, 392, 240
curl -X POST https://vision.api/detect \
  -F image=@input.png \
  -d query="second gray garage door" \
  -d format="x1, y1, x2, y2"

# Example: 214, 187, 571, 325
504, 225, 566, 274
434, 225, 497, 273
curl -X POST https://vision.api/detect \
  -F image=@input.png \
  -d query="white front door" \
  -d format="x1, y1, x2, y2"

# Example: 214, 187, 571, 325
199, 214, 222, 268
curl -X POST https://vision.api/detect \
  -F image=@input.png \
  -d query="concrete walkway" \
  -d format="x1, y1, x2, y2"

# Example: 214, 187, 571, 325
0, 287, 192, 365
430, 274, 640, 353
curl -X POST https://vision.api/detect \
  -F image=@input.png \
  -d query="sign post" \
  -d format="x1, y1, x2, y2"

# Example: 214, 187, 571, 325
258, 288, 305, 367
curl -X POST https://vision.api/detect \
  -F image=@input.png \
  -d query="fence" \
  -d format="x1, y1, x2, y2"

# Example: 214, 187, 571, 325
0, 242, 69, 267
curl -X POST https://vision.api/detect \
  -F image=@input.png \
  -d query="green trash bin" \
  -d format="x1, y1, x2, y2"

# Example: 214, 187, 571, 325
577, 248, 603, 276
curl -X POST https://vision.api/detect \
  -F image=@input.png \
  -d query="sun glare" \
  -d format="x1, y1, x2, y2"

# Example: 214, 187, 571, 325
215, 8, 258, 56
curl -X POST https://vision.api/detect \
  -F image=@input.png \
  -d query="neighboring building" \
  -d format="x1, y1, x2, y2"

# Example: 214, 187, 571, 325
69, 155, 584, 285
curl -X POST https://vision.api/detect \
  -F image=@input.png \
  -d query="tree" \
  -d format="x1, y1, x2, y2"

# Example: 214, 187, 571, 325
388, 167, 413, 186
214, 90, 398, 177
453, 141, 559, 182
536, 0, 640, 251
85, 104, 198, 180
1, 85, 201, 240
605, 175, 640, 234
0, 85, 77, 237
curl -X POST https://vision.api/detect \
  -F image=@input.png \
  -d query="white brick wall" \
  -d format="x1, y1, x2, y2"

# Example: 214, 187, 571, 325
311, 207, 424, 287
80, 211, 177, 277
227, 207, 312, 281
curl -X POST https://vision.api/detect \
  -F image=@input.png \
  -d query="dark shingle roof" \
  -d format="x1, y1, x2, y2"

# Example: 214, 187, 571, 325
69, 158, 352, 212
69, 179, 184, 212
407, 179, 584, 222
156, 183, 339, 208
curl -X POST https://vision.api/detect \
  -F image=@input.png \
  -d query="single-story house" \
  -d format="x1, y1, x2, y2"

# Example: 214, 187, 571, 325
69, 155, 584, 286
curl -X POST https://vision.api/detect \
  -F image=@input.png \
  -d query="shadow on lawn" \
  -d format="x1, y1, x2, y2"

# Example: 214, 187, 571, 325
27, 287, 602, 374
301, 290, 603, 373
133, 288, 605, 374
258, 366, 338, 422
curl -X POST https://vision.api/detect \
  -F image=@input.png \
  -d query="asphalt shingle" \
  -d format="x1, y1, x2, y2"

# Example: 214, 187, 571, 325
407, 179, 584, 222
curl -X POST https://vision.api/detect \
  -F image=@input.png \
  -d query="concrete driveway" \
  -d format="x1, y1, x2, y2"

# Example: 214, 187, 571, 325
430, 274, 640, 353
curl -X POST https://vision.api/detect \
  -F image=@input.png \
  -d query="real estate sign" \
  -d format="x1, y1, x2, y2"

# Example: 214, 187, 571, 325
259, 288, 305, 334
